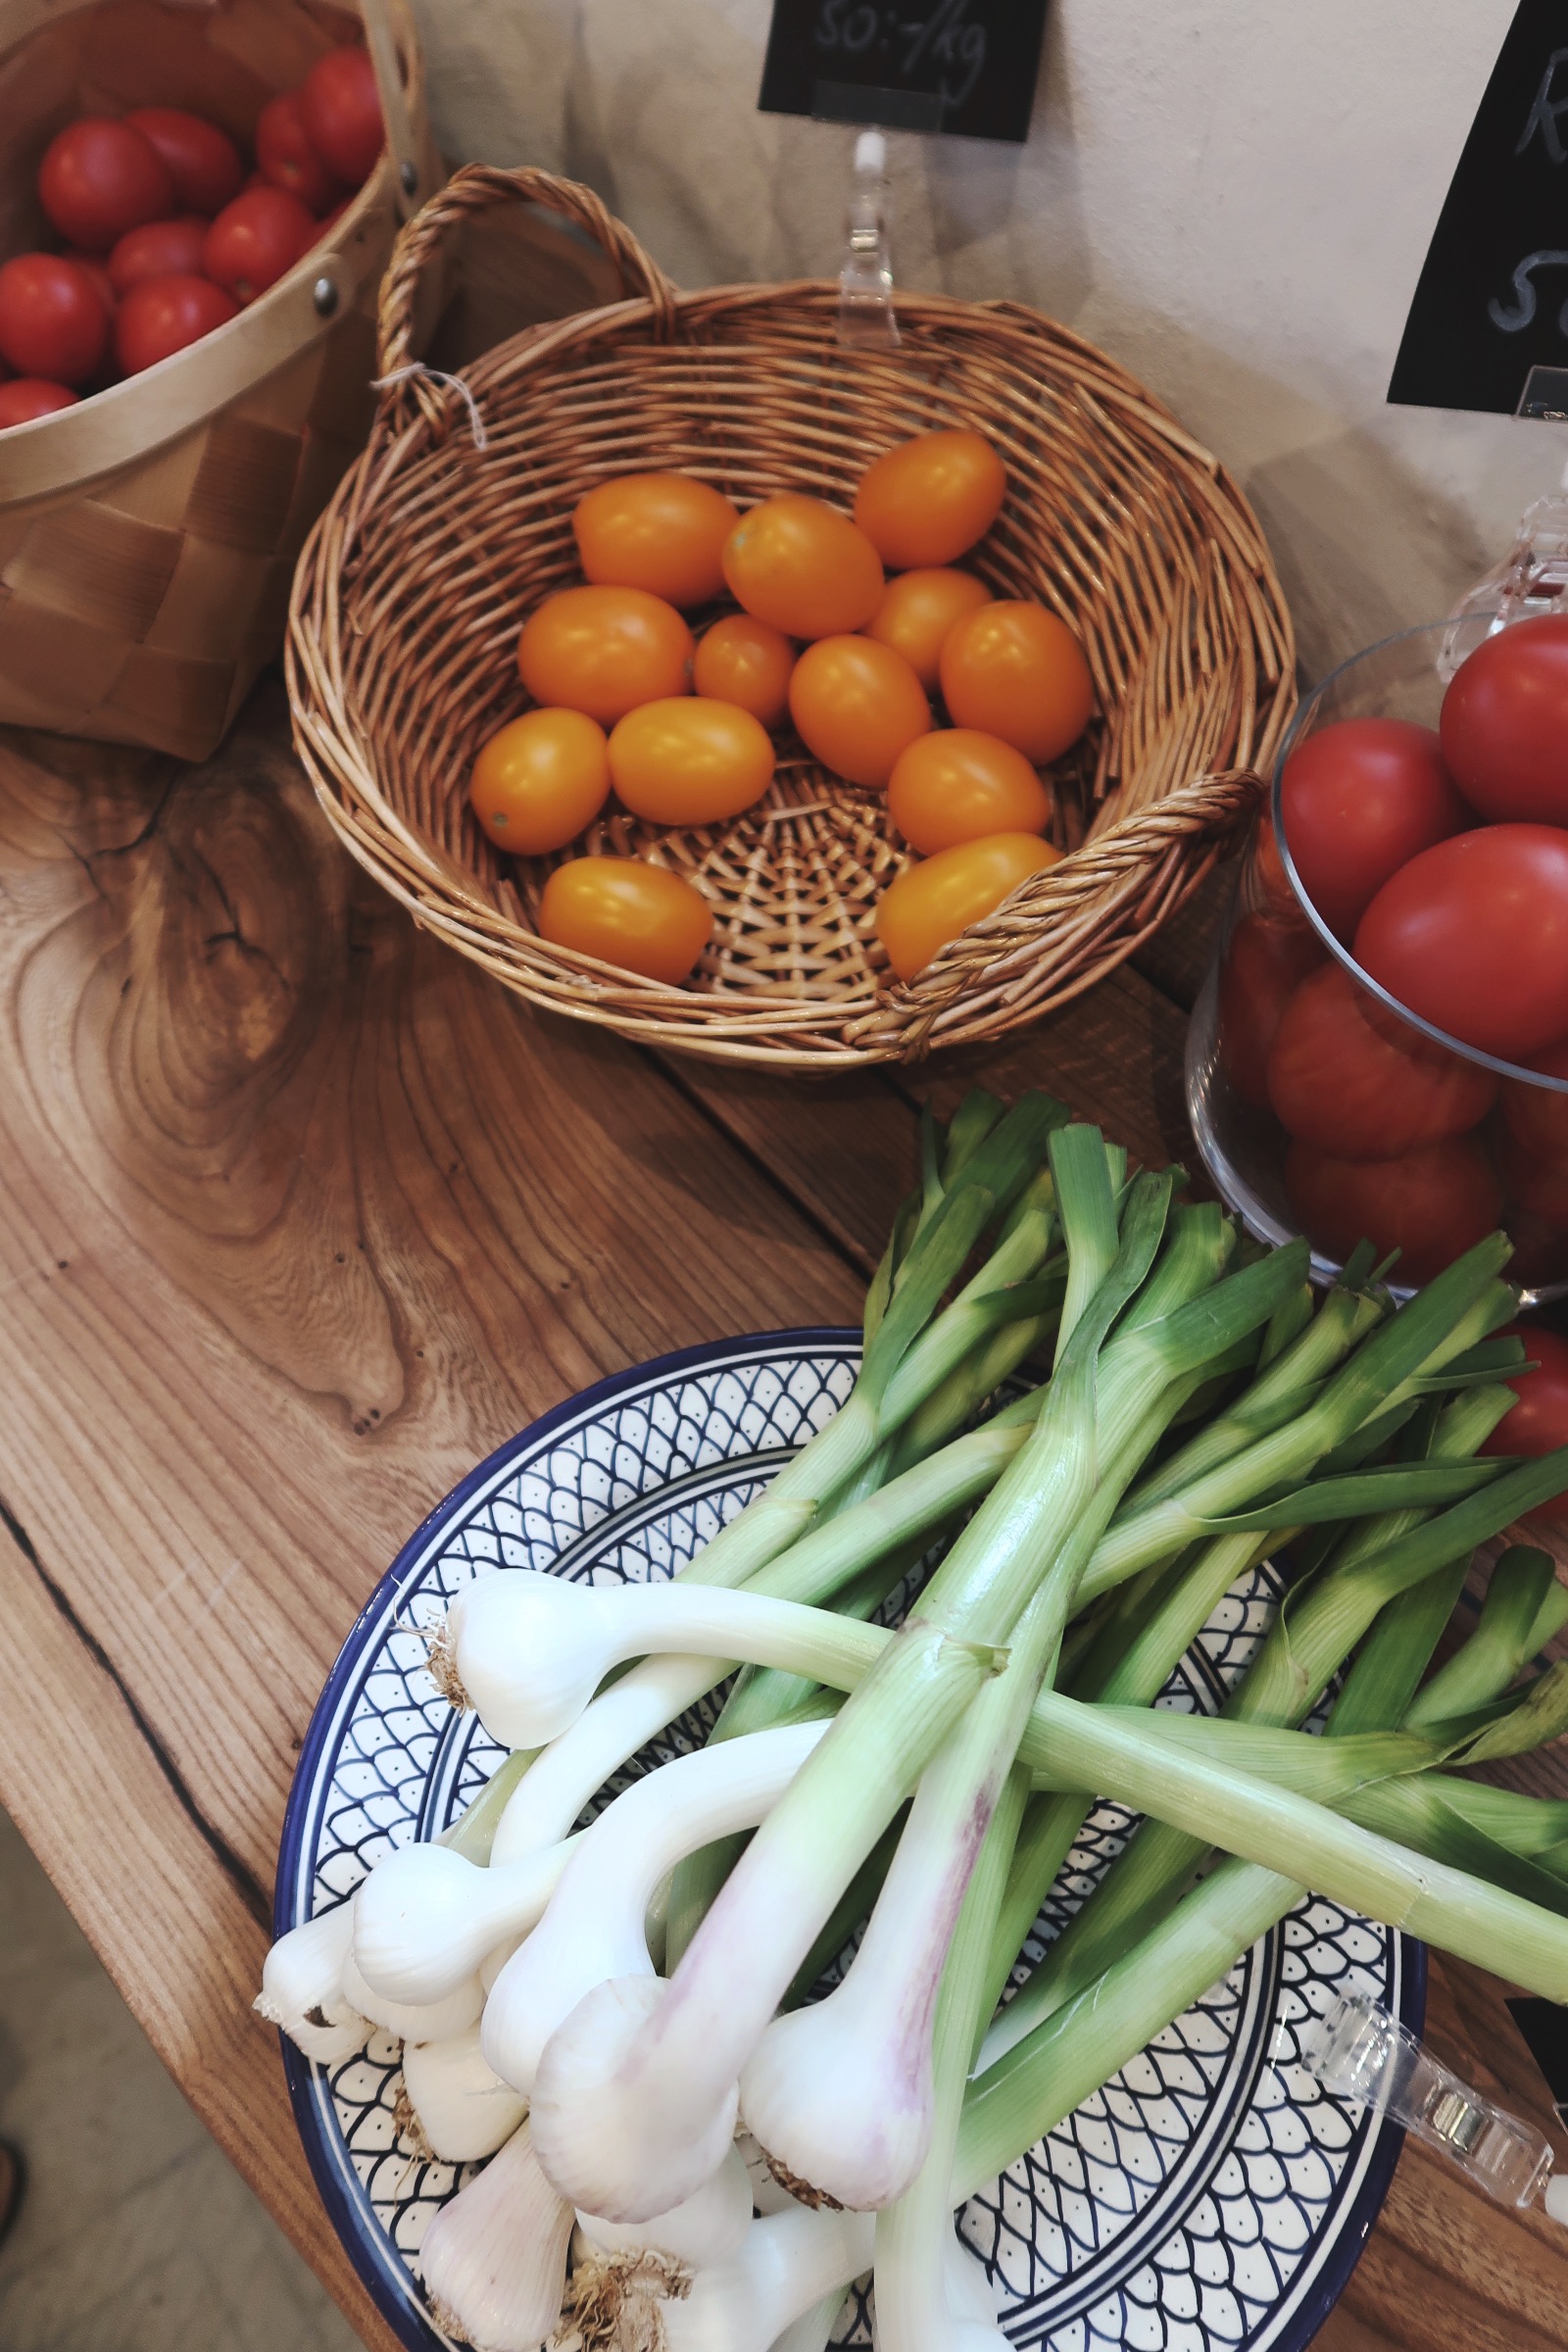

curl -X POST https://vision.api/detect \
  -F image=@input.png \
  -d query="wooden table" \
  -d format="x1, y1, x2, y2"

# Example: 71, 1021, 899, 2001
0, 680, 1563, 2352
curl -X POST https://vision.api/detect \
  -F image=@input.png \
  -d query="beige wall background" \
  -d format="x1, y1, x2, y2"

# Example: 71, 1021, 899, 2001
409, 0, 1568, 682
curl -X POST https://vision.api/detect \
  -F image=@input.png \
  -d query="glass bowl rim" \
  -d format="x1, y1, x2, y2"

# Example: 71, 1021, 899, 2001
1270, 618, 1568, 1097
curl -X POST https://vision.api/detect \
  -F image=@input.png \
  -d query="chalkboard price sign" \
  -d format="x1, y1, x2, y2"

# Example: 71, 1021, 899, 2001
758, 0, 1049, 144
1390, 0, 1568, 416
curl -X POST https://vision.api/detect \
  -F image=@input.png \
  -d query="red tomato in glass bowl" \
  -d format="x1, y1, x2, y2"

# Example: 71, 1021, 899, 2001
203, 187, 316, 304
115, 275, 238, 373
1215, 911, 1324, 1108
256, 91, 341, 213
1353, 824, 1568, 1065
0, 256, 109, 385
300, 44, 384, 187
108, 217, 209, 298
124, 109, 244, 216
37, 118, 172, 252
1441, 615, 1568, 825
1278, 717, 1471, 941
1284, 1133, 1502, 1286
0, 378, 77, 427
1502, 1035, 1568, 1160
1265, 962, 1495, 1158
1480, 1324, 1568, 1527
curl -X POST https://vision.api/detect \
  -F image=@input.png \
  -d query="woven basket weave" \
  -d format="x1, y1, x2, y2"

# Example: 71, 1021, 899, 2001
288, 166, 1298, 1068
0, 0, 437, 760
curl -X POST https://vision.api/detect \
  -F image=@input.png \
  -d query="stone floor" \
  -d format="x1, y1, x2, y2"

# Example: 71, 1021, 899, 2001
0, 1805, 360, 2352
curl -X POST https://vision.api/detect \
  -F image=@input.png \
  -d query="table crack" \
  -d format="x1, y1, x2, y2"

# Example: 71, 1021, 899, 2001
0, 1487, 271, 1930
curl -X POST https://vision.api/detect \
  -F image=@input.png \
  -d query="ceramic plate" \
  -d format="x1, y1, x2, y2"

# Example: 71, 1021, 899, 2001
276, 1329, 1421, 2352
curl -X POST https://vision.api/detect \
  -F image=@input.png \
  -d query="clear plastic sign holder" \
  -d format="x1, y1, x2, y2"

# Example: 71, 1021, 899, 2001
838, 131, 901, 353
1294, 1991, 1568, 2224
1442, 451, 1568, 677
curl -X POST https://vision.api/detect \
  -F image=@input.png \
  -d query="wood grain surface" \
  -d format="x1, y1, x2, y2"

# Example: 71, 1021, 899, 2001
0, 679, 1564, 2350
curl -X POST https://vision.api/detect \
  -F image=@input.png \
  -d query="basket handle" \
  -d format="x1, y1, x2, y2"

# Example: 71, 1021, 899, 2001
360, 0, 425, 221
376, 164, 679, 426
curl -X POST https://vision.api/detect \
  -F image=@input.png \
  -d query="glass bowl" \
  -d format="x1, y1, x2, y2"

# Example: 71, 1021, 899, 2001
1186, 619, 1568, 1304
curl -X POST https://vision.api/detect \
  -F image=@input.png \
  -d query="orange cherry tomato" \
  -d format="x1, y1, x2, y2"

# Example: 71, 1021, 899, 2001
788, 636, 930, 789
855, 430, 1007, 569
940, 601, 1095, 764
517, 586, 695, 728
865, 567, 992, 692
469, 709, 611, 855
573, 473, 741, 609
876, 834, 1061, 983
693, 614, 796, 727
538, 857, 712, 984
609, 699, 775, 826
887, 730, 1052, 856
722, 495, 884, 640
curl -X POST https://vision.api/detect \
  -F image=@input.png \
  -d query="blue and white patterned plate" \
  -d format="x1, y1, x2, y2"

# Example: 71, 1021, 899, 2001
276, 1330, 1421, 2352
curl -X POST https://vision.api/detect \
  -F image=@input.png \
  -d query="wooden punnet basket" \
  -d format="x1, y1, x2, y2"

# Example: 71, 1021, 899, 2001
290, 168, 1298, 1069
0, 0, 437, 760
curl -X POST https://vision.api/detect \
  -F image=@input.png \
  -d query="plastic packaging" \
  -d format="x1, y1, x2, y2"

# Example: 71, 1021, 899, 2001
837, 130, 900, 352
1299, 1991, 1566, 2219
1442, 457, 1568, 678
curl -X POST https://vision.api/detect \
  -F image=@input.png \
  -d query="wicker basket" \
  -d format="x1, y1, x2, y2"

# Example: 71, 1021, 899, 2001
288, 166, 1298, 1069
0, 0, 438, 760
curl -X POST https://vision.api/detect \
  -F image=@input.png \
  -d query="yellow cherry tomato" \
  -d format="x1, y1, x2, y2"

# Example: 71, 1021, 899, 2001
517, 585, 695, 728
609, 698, 776, 826
721, 495, 884, 640
864, 567, 992, 692
939, 602, 1095, 764
875, 833, 1062, 983
693, 613, 796, 727
572, 472, 741, 608
788, 634, 931, 789
538, 857, 713, 984
887, 730, 1053, 857
854, 430, 1007, 568
468, 708, 612, 855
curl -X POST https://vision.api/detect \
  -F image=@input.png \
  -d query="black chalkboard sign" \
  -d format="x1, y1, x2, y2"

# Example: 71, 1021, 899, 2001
758, 0, 1049, 144
1390, 1, 1568, 415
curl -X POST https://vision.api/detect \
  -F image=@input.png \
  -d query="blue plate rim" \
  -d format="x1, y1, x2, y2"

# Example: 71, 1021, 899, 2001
274, 1324, 1424, 2352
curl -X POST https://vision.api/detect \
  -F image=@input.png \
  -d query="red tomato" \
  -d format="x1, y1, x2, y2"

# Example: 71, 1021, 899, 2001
1216, 912, 1325, 1108
1441, 615, 1568, 825
1501, 1135, 1568, 1230
37, 119, 172, 252
1252, 814, 1301, 921
300, 44, 384, 187
115, 275, 238, 373
124, 109, 244, 216
1266, 962, 1495, 1157
1285, 1135, 1502, 1285
1480, 1324, 1568, 1527
107, 217, 209, 298
63, 250, 115, 316
0, 256, 109, 385
1501, 1035, 1568, 1165
1278, 718, 1471, 941
0, 378, 77, 427
203, 187, 316, 304
1353, 825, 1568, 1065
256, 91, 341, 213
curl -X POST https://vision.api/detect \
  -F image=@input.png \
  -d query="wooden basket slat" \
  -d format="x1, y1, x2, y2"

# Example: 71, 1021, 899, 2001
289, 164, 1297, 1069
